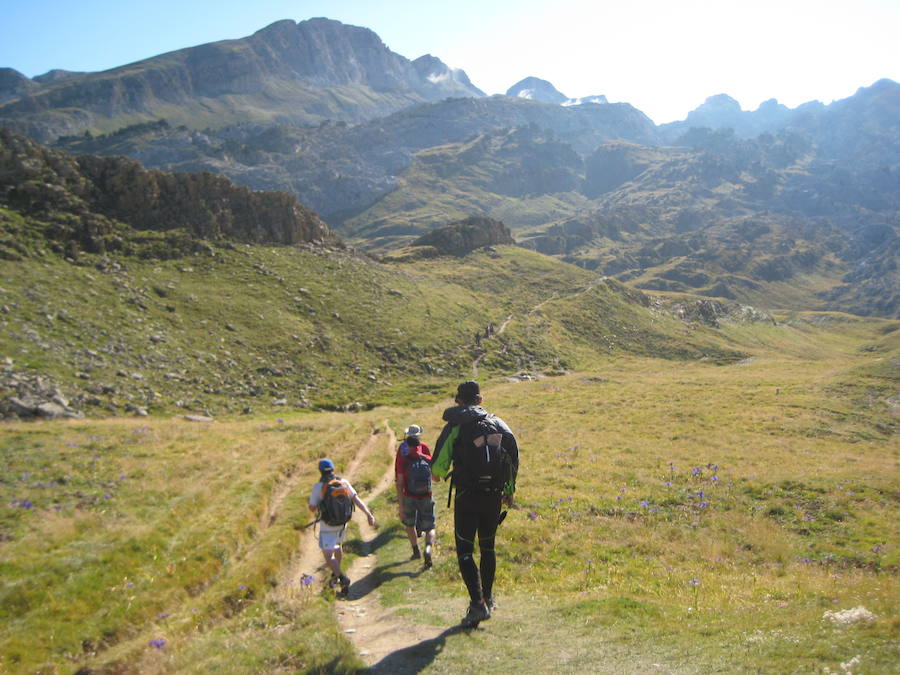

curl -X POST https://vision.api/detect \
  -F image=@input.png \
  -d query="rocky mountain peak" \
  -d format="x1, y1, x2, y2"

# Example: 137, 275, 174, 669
0, 17, 485, 142
680, 93, 745, 130
33, 69, 86, 84
0, 68, 34, 104
412, 54, 484, 95
689, 93, 742, 117
507, 77, 568, 104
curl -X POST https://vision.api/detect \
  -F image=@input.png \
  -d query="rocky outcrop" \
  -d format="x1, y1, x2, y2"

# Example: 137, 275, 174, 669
412, 216, 515, 255
0, 127, 342, 251
0, 360, 83, 420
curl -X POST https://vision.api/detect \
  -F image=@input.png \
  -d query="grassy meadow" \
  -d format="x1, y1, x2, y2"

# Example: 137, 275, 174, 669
1, 308, 897, 673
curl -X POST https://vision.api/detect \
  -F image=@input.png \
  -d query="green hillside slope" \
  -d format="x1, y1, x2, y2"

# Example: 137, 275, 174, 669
1, 313, 896, 672
0, 220, 758, 420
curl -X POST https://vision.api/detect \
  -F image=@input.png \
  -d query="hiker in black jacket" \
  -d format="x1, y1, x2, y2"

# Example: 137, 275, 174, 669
431, 380, 519, 628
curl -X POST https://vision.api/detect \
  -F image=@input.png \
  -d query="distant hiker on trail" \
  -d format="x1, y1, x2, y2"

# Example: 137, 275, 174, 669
395, 424, 437, 568
308, 458, 376, 598
431, 380, 519, 628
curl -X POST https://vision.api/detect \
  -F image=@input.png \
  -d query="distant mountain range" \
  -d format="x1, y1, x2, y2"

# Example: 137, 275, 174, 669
0, 18, 897, 317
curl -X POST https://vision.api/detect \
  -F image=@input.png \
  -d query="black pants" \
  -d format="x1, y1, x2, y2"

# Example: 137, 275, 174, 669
454, 489, 502, 604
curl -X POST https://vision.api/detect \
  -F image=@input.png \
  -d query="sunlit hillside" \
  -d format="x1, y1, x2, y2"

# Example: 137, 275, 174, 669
1, 311, 896, 673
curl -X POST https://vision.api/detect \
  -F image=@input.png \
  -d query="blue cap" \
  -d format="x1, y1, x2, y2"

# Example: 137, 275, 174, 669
318, 458, 334, 473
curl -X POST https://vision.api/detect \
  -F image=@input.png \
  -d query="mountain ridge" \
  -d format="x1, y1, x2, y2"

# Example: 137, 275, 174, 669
1, 19, 897, 317
0, 18, 484, 142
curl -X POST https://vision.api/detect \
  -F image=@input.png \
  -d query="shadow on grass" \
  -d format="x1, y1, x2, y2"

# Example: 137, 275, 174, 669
344, 523, 430, 600
364, 625, 466, 674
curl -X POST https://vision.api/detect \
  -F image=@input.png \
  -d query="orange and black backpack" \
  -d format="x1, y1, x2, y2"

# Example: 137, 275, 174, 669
319, 476, 355, 526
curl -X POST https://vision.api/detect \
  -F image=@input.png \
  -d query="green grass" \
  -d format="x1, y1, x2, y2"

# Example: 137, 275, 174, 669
2, 232, 754, 419
1, 208, 898, 672
1, 310, 897, 673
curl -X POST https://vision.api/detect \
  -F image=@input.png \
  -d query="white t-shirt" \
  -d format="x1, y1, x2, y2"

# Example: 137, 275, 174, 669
310, 477, 357, 532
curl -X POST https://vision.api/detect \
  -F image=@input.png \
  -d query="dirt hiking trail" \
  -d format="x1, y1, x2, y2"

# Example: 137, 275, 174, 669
333, 426, 455, 671
273, 424, 451, 671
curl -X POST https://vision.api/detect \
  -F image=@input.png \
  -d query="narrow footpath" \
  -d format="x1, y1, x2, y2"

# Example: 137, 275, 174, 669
274, 424, 449, 672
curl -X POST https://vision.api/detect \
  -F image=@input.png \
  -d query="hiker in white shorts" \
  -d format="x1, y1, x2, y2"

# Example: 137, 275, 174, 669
308, 458, 375, 596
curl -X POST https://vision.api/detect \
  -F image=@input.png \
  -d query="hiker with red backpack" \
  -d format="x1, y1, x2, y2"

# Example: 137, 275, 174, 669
394, 424, 437, 568
308, 458, 376, 597
431, 381, 519, 628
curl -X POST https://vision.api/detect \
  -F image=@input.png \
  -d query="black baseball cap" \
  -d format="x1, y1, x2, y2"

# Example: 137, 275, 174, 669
456, 380, 480, 402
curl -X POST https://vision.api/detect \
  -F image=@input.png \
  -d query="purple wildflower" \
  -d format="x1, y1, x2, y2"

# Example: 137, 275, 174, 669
640, 500, 650, 508
277, 418, 285, 424
692, 467, 702, 477
158, 612, 170, 619
300, 573, 315, 586
699, 501, 709, 509
873, 545, 884, 553
149, 638, 166, 649
710, 475, 719, 483
697, 489, 704, 498
689, 578, 700, 587
664, 481, 672, 487
527, 512, 538, 520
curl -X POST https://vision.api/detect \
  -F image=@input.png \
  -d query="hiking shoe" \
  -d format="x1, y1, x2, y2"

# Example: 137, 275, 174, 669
410, 546, 421, 560
460, 601, 490, 628
423, 548, 433, 569
484, 595, 496, 611
338, 574, 350, 597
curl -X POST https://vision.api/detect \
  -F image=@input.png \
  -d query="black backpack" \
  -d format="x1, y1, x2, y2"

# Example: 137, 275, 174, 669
453, 416, 510, 493
405, 455, 433, 495
319, 476, 355, 526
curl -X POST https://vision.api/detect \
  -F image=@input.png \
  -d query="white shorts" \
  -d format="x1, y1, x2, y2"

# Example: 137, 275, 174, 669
318, 525, 347, 551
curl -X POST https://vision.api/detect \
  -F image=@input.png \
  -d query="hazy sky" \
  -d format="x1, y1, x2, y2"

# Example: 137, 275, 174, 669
2, 0, 898, 124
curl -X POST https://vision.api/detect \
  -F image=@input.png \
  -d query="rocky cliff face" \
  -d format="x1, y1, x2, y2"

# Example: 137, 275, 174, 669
0, 128, 341, 254
0, 18, 484, 141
